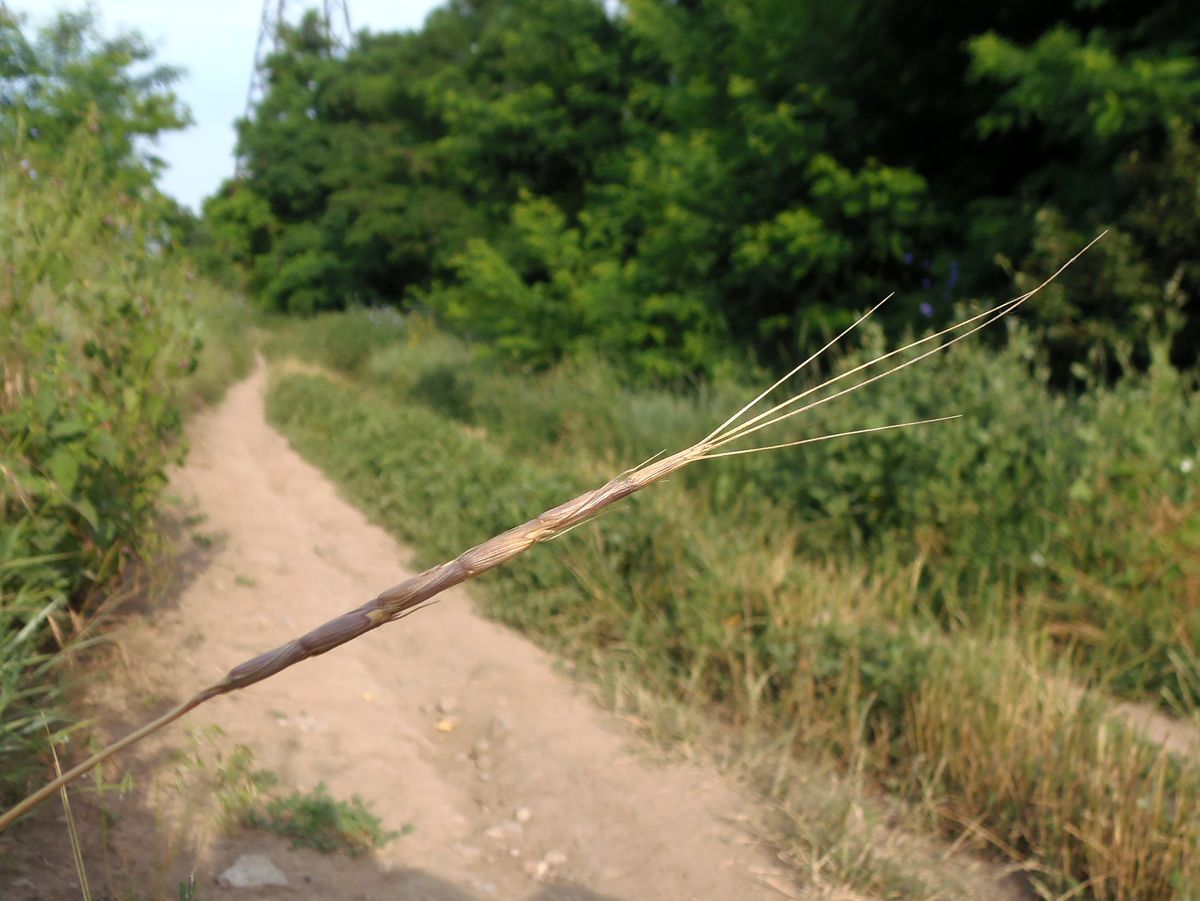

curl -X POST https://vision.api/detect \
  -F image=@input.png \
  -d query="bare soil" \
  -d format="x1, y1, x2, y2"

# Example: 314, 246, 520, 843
3, 366, 808, 899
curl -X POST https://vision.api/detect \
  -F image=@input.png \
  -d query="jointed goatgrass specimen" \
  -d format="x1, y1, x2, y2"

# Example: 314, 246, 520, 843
0, 235, 1103, 831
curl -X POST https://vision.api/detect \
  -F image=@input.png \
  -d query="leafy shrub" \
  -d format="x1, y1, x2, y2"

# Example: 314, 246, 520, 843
0, 127, 249, 802
265, 360, 1200, 896
3, 136, 193, 606
244, 783, 403, 856
267, 310, 1199, 702
261, 307, 407, 376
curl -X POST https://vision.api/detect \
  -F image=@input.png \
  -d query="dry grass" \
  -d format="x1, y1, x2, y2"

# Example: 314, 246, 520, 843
256, 300, 1200, 892
903, 634, 1200, 897
562, 482, 1200, 896
581, 654, 1026, 899
48, 718, 91, 901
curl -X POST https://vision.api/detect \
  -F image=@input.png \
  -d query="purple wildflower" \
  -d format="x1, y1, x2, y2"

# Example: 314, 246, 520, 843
920, 302, 934, 318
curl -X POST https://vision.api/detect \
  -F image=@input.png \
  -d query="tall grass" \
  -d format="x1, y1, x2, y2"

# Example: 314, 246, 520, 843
0, 128, 251, 803
258, 312, 1199, 897
268, 310, 1200, 706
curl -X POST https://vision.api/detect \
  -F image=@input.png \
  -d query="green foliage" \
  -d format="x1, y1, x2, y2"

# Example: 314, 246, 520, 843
966, 18, 1200, 375
244, 782, 404, 857
261, 307, 407, 375
3, 137, 186, 609
216, 0, 935, 373
424, 192, 731, 379
164, 726, 280, 831
970, 26, 1200, 145
158, 731, 402, 870
262, 314, 1200, 894
213, 0, 1199, 383
195, 183, 276, 278
268, 312, 1200, 704
0, 564, 72, 796
755, 322, 1200, 700
0, 114, 250, 802
0, 8, 190, 190
3, 134, 195, 608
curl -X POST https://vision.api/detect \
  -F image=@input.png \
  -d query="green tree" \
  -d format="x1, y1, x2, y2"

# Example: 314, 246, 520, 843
968, 16, 1200, 374
213, 0, 1200, 381
0, 8, 190, 190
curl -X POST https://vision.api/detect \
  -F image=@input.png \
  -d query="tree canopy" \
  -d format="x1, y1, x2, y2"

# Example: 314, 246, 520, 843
1, 8, 190, 191
208, 0, 1199, 382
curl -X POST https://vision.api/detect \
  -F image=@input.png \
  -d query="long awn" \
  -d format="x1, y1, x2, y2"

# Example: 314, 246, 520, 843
0, 234, 1104, 831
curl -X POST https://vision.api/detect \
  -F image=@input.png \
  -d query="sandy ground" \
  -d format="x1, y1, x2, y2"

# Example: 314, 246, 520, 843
2, 366, 801, 900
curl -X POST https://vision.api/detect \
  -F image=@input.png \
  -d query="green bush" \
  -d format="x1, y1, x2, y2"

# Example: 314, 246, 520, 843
263, 308, 1200, 894
0, 128, 250, 802
265, 358, 1200, 896
244, 782, 402, 857
267, 310, 1199, 702
261, 307, 406, 376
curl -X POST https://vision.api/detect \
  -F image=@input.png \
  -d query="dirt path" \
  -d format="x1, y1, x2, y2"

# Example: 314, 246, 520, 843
5, 365, 801, 899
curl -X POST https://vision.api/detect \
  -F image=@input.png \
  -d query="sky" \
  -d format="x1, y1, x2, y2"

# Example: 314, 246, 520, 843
20, 1, 444, 211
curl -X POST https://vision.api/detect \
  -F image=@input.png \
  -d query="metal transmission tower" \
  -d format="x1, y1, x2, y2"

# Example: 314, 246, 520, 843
322, 0, 353, 50
236, 0, 353, 176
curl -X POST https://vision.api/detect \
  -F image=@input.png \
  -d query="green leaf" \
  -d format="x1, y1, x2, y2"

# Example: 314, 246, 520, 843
91, 430, 120, 465
35, 391, 56, 424
1067, 479, 1094, 503
46, 449, 79, 497
50, 419, 90, 439
76, 498, 100, 534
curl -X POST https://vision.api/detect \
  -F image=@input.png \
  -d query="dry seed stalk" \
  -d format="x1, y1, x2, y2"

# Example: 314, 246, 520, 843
0, 235, 1104, 831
